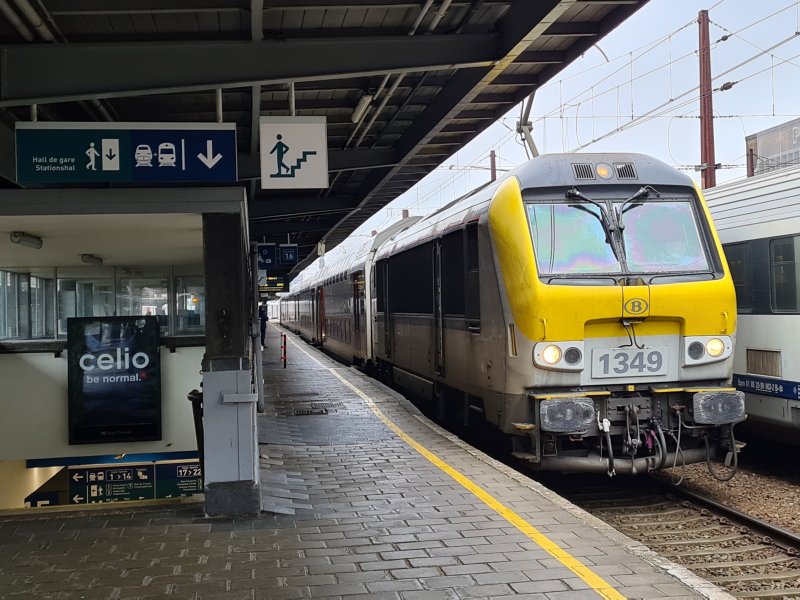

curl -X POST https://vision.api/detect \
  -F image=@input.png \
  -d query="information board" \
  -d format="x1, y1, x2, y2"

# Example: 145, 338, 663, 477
16, 122, 237, 185
257, 244, 276, 270
259, 275, 286, 293
278, 244, 299, 266
155, 462, 203, 498
29, 460, 202, 507
68, 464, 155, 504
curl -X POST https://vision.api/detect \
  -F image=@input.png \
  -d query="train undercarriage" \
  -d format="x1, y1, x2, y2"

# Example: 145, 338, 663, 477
511, 386, 745, 477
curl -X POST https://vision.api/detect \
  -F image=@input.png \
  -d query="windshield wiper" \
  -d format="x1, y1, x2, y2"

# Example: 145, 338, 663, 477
567, 203, 613, 243
565, 187, 619, 256
618, 185, 661, 226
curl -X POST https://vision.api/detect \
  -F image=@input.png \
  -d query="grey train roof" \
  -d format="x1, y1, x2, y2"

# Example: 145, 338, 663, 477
510, 153, 695, 191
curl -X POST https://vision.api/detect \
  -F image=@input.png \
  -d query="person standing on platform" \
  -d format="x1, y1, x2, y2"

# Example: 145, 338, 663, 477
259, 302, 268, 348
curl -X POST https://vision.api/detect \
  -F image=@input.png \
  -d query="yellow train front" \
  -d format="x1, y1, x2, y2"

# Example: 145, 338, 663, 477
484, 153, 745, 475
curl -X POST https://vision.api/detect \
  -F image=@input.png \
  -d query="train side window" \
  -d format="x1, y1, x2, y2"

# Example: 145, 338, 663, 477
441, 231, 466, 316
465, 223, 480, 330
388, 242, 434, 314
723, 242, 753, 312
375, 261, 386, 312
770, 236, 800, 311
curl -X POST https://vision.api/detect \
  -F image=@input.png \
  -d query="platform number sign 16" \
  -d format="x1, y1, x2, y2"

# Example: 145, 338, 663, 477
279, 244, 298, 266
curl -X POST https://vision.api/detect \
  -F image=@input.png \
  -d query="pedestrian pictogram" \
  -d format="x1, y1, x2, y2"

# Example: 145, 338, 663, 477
271, 134, 290, 175
85, 142, 100, 170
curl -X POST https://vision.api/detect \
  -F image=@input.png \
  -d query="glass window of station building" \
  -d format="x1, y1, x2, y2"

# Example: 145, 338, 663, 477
0, 266, 205, 341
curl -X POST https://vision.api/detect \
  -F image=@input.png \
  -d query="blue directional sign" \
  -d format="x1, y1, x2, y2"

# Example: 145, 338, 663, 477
68, 464, 155, 504
155, 462, 203, 499
279, 244, 299, 266
257, 244, 276, 270
16, 122, 237, 185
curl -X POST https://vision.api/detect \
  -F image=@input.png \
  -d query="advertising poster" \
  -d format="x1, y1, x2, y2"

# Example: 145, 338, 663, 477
67, 316, 161, 444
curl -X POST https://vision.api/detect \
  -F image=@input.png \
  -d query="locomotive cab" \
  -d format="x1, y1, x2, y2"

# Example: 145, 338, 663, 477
488, 154, 746, 476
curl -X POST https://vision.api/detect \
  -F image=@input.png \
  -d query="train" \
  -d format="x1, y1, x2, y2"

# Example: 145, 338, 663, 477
706, 163, 800, 445
281, 152, 745, 477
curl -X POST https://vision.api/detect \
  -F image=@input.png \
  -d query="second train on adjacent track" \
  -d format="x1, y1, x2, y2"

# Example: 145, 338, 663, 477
280, 153, 745, 476
706, 163, 800, 445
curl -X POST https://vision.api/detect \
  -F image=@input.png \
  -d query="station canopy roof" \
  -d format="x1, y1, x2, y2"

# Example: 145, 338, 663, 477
0, 0, 649, 276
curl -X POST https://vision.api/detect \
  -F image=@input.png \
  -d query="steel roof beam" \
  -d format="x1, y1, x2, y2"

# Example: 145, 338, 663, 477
263, 0, 510, 7
0, 34, 499, 106
316, 0, 566, 245
46, 0, 247, 15
394, 0, 566, 159
250, 219, 337, 235
514, 51, 565, 64
542, 22, 600, 37
237, 147, 398, 180
46, 0, 511, 10
249, 195, 356, 218
528, 2, 647, 99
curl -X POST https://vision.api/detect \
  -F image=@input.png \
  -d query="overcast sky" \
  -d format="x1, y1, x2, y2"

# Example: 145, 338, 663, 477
317, 0, 800, 264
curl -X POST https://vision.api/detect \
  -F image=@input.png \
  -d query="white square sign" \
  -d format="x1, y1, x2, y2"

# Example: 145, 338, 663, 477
259, 116, 329, 189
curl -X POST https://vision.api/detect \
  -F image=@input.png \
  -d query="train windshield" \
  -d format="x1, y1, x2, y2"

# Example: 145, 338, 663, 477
528, 203, 621, 274
527, 199, 709, 276
620, 201, 709, 273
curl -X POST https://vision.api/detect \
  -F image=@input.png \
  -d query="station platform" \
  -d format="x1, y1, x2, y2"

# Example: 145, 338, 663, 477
0, 324, 732, 599
256, 324, 730, 600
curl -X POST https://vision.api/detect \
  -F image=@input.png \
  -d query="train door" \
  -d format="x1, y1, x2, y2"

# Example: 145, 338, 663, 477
352, 272, 365, 357
381, 261, 391, 359
317, 285, 325, 344
433, 240, 445, 375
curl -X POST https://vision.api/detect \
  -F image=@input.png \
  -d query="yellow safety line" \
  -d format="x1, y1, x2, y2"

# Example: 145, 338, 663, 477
281, 331, 626, 600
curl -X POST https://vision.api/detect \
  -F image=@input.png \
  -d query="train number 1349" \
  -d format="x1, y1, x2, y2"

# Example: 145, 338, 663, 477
591, 347, 667, 378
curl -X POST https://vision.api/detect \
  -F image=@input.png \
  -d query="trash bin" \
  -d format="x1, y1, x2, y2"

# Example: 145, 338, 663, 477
187, 388, 204, 480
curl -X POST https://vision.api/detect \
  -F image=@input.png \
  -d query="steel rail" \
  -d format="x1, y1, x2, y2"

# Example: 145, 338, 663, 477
652, 477, 800, 554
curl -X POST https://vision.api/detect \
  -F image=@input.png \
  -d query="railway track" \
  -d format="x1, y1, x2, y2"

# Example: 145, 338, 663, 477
545, 476, 800, 599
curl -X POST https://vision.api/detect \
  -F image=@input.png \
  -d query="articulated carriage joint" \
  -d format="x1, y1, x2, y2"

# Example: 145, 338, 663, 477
692, 390, 745, 425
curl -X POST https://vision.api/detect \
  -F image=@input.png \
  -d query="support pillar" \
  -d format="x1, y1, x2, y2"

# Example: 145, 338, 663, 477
202, 213, 260, 516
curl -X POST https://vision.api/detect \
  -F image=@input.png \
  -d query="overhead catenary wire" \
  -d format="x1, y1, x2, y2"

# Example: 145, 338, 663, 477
569, 36, 800, 153
532, 1, 799, 142
338, 2, 800, 253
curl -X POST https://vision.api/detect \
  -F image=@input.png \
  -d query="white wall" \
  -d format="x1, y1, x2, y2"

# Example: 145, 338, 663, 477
0, 346, 204, 461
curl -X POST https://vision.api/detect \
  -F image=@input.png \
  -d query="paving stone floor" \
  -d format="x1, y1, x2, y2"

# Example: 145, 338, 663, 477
253, 326, 728, 600
0, 325, 731, 599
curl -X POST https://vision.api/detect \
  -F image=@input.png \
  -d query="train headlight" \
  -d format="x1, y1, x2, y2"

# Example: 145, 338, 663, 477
541, 345, 562, 365
706, 338, 725, 358
540, 398, 596, 433
533, 341, 584, 372
684, 335, 733, 366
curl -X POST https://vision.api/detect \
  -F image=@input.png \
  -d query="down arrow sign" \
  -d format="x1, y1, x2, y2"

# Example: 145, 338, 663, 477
197, 140, 223, 169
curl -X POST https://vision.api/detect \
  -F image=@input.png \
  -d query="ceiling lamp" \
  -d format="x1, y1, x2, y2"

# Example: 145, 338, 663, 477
9, 231, 43, 249
80, 254, 103, 266
351, 93, 373, 123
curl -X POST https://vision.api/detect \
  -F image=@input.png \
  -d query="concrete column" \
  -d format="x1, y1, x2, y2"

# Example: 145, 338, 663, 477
202, 213, 260, 516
